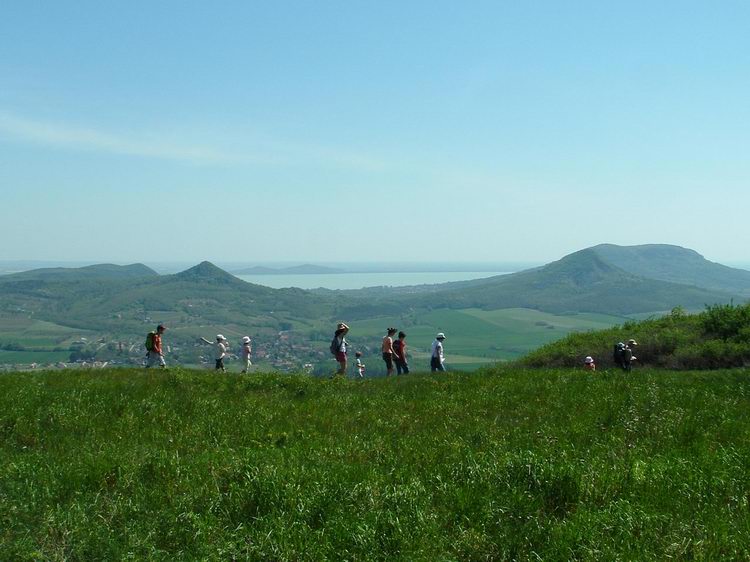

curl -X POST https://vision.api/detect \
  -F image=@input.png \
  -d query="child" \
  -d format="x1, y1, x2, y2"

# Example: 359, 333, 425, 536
355, 351, 365, 378
214, 334, 228, 372
241, 336, 252, 373
584, 356, 596, 371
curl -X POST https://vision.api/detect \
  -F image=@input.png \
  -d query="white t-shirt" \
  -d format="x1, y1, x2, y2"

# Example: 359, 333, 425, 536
431, 340, 444, 362
215, 341, 227, 360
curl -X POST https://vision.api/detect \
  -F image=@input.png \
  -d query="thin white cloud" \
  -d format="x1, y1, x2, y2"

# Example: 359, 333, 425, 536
0, 111, 387, 171
0, 112, 235, 165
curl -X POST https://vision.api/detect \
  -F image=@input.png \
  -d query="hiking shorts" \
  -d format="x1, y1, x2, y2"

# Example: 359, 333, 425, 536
382, 353, 394, 369
146, 351, 165, 368
335, 351, 347, 363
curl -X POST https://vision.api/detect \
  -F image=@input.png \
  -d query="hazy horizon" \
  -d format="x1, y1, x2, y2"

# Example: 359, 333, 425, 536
2, 2, 749, 263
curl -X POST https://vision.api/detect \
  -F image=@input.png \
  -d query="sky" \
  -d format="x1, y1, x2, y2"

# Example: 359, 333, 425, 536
1, 1, 749, 265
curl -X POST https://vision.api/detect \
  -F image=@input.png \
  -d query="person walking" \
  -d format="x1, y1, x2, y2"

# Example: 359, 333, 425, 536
214, 334, 228, 372
355, 351, 366, 378
623, 339, 638, 372
145, 324, 167, 368
393, 331, 409, 375
382, 327, 398, 376
431, 332, 447, 372
332, 323, 349, 376
240, 336, 252, 373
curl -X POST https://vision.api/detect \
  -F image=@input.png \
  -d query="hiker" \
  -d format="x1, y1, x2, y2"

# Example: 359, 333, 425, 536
331, 322, 349, 375
240, 336, 252, 373
623, 339, 638, 372
393, 331, 409, 375
613, 339, 638, 371
382, 327, 398, 376
431, 332, 447, 372
145, 324, 166, 368
584, 356, 596, 371
355, 351, 365, 378
613, 342, 626, 369
214, 334, 228, 372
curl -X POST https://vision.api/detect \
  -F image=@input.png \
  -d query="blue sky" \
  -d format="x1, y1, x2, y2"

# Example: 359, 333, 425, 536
1, 1, 748, 264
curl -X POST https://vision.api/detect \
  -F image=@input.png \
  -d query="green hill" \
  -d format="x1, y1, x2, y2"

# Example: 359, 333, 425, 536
2, 367, 749, 559
521, 302, 750, 370
591, 243, 750, 297
342, 249, 738, 317
0, 263, 158, 282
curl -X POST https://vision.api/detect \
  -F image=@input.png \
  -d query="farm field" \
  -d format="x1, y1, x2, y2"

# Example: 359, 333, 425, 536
2, 366, 749, 559
337, 308, 624, 368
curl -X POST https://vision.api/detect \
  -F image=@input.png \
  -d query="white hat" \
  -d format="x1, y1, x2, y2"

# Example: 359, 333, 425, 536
242, 336, 251, 343
584, 356, 594, 364
216, 334, 226, 341
436, 332, 446, 339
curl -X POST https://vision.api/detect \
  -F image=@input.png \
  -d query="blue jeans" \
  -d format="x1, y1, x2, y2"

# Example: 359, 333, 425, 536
396, 360, 409, 375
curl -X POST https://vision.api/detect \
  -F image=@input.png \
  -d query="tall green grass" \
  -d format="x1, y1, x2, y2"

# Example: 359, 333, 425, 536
2, 367, 750, 560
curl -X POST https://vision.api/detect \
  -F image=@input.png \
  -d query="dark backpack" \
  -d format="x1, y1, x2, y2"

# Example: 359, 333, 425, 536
330, 336, 340, 356
613, 342, 625, 364
145, 331, 156, 351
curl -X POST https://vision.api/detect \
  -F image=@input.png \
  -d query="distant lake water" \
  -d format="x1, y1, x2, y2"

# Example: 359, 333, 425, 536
236, 271, 511, 290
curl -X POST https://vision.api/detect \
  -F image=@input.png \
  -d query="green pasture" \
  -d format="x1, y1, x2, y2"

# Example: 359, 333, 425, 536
340, 308, 623, 367
2, 367, 749, 559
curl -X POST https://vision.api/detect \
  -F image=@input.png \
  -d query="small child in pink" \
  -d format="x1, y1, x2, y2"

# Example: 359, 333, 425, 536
584, 356, 596, 371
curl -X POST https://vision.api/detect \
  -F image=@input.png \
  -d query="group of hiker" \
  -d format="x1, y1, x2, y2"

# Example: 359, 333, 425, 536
331, 322, 447, 377
144, 325, 252, 372
145, 322, 638, 375
583, 339, 639, 372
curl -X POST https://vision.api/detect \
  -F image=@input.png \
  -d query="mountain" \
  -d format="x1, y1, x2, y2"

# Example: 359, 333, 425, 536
233, 264, 346, 275
340, 248, 740, 317
590, 244, 750, 297
0, 261, 335, 333
0, 263, 158, 283
173, 261, 245, 285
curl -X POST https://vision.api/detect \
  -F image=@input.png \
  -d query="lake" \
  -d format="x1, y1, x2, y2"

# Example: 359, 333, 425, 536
236, 271, 511, 290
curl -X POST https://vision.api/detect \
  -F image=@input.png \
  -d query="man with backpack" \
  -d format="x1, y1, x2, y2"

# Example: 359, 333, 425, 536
145, 324, 167, 368
613, 339, 638, 371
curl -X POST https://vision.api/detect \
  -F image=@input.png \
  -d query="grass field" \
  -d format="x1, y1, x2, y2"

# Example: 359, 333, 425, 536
2, 366, 749, 559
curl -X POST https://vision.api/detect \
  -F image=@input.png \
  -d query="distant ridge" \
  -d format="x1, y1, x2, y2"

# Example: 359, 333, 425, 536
233, 264, 346, 275
344, 247, 741, 316
591, 244, 750, 297
0, 263, 158, 282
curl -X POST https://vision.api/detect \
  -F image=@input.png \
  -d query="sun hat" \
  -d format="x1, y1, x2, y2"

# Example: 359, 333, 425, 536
436, 332, 446, 339
337, 322, 349, 331
242, 336, 251, 343
216, 334, 226, 341
628, 339, 638, 346
584, 356, 594, 364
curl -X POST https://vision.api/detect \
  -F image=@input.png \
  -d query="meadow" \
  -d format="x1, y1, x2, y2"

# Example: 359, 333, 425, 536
2, 366, 749, 560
